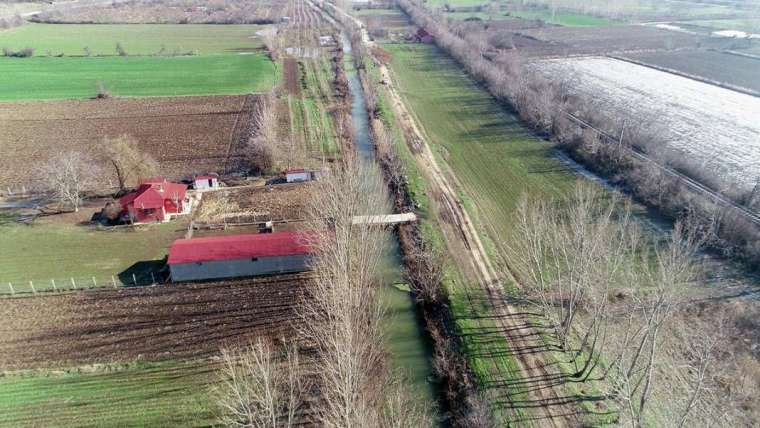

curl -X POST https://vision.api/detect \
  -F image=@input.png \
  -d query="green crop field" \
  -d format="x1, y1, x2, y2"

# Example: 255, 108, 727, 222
505, 9, 619, 26
386, 44, 574, 253
0, 361, 216, 427
0, 24, 265, 56
0, 220, 183, 290
0, 54, 276, 100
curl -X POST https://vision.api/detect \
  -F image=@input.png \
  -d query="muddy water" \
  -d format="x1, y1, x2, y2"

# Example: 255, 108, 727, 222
341, 33, 437, 405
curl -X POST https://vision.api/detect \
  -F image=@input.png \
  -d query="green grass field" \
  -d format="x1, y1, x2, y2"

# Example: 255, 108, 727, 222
505, 9, 619, 26
0, 361, 217, 427
0, 54, 276, 100
0, 24, 265, 56
386, 44, 574, 252
384, 44, 606, 424
0, 221, 183, 290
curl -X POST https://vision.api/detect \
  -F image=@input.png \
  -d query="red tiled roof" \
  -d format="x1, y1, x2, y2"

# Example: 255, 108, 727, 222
167, 232, 314, 265
119, 181, 187, 209
286, 168, 307, 174
195, 175, 218, 180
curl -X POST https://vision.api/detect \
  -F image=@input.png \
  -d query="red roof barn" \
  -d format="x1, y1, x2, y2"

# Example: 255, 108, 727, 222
119, 178, 190, 223
167, 231, 314, 282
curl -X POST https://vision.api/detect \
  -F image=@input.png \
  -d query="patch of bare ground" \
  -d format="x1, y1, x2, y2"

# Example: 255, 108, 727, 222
197, 182, 314, 224
0, 95, 259, 190
0, 274, 310, 370
284, 57, 302, 96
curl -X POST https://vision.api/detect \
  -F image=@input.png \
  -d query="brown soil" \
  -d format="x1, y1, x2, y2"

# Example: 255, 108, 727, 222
0, 95, 260, 190
284, 57, 302, 96
0, 274, 310, 370
199, 182, 314, 224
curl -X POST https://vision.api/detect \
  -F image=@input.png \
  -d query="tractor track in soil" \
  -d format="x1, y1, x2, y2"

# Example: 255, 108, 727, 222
314, 2, 583, 425
223, 94, 261, 173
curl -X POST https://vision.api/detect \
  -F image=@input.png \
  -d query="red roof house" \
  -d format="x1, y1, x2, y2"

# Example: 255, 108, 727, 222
167, 231, 314, 282
119, 178, 190, 223
414, 28, 434, 43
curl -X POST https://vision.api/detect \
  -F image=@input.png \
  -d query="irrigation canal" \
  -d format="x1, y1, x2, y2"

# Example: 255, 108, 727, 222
341, 33, 438, 409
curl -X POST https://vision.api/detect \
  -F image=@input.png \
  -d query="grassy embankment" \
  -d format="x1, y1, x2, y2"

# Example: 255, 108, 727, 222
0, 24, 277, 100
382, 44, 616, 424
0, 361, 216, 427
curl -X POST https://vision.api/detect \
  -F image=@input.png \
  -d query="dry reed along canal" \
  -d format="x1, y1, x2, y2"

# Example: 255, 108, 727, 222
342, 33, 437, 406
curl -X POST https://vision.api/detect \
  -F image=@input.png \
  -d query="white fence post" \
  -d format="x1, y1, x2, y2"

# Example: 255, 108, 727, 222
112, 275, 117, 288
29, 281, 36, 294
92, 277, 97, 288
51, 279, 57, 291
151, 272, 156, 285
8, 282, 14, 295
71, 277, 77, 290
132, 273, 137, 286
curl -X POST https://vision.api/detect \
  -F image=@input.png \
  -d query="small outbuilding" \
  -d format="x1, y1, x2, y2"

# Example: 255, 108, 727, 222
167, 231, 313, 282
286, 168, 312, 183
194, 174, 219, 191
119, 178, 191, 224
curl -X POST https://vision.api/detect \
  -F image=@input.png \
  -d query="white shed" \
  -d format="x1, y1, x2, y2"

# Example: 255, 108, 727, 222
194, 174, 219, 191
286, 168, 311, 183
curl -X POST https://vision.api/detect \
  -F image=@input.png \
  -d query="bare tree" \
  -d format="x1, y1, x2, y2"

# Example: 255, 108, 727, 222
509, 183, 632, 353
216, 339, 305, 428
300, 162, 433, 426
405, 243, 447, 305
248, 91, 279, 174
301, 162, 390, 426
37, 151, 99, 212
101, 135, 159, 192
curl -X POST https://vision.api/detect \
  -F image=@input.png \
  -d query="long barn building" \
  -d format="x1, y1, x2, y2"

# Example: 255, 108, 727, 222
167, 232, 313, 282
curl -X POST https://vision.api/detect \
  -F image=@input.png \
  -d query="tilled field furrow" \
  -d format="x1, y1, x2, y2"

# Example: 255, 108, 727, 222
0, 275, 311, 370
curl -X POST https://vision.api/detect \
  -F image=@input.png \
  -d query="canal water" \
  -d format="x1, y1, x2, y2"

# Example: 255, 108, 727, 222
341, 33, 437, 406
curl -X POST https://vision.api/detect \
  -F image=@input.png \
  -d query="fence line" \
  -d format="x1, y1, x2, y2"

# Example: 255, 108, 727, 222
1, 272, 168, 297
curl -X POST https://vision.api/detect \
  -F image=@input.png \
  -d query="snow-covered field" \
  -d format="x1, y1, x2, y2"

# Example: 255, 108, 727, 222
532, 57, 760, 191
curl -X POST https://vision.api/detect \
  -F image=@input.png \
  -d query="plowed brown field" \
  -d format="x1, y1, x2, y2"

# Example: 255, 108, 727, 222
0, 95, 261, 190
0, 274, 309, 369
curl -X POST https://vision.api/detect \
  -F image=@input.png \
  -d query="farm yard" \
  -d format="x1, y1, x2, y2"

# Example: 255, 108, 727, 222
196, 182, 314, 224
530, 56, 760, 191
0, 218, 184, 289
0, 95, 257, 190
5, 0, 760, 425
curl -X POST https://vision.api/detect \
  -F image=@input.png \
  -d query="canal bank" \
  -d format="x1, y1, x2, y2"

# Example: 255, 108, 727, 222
341, 32, 438, 410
